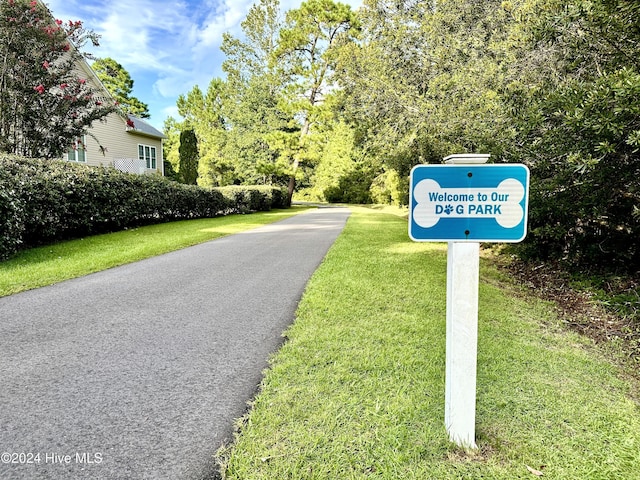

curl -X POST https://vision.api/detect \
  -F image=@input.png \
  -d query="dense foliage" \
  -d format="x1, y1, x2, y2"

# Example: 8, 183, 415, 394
91, 57, 150, 119
166, 0, 639, 272
179, 129, 199, 185
0, 0, 115, 158
339, 0, 640, 272
503, 0, 640, 271
164, 0, 360, 204
0, 155, 289, 260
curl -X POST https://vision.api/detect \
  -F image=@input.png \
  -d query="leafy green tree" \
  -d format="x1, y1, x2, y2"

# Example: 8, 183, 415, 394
162, 116, 181, 181
275, 0, 359, 203
0, 0, 116, 158
226, 75, 294, 186
221, 0, 292, 186
178, 129, 199, 185
337, 0, 513, 180
503, 0, 640, 271
170, 0, 358, 196
92, 57, 150, 118
221, 0, 283, 87
176, 79, 230, 186
305, 119, 376, 202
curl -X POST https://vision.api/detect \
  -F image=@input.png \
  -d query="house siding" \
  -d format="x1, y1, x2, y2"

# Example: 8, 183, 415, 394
81, 114, 164, 175
61, 59, 164, 175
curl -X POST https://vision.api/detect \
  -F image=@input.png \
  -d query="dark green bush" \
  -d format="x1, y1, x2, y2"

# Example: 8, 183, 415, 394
258, 185, 289, 209
323, 163, 377, 205
0, 160, 25, 258
0, 155, 289, 260
216, 185, 290, 213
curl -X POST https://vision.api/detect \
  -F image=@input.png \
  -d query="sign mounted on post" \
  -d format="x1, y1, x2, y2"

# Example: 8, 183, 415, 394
409, 161, 530, 243
409, 154, 530, 449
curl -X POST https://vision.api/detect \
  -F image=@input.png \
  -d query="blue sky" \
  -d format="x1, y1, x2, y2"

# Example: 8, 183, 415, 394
45, 0, 363, 130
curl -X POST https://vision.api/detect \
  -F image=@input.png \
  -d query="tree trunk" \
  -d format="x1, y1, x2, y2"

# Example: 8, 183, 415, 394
287, 116, 312, 205
286, 158, 299, 206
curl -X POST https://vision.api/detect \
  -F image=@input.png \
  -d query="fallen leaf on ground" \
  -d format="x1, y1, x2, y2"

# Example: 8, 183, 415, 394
526, 465, 544, 476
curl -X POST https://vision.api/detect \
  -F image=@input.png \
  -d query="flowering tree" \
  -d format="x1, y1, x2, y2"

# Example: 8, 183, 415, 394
0, 0, 115, 158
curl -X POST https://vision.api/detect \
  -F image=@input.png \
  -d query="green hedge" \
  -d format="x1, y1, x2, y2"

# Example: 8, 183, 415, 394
0, 155, 289, 260
217, 185, 289, 213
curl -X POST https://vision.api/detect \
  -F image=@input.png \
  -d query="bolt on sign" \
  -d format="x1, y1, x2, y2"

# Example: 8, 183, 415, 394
409, 163, 530, 243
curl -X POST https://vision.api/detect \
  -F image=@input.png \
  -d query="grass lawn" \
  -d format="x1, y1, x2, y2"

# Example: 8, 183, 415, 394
218, 206, 640, 479
0, 207, 311, 297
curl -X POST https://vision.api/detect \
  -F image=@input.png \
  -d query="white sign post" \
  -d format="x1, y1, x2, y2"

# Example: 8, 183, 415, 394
408, 154, 530, 449
445, 240, 480, 448
443, 154, 484, 449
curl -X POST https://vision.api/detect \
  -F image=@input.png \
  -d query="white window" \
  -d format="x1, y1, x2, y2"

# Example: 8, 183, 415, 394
138, 144, 157, 169
67, 136, 87, 162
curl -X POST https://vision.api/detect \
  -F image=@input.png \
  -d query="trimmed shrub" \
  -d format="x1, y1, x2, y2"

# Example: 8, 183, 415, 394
0, 155, 289, 260
216, 185, 290, 213
263, 185, 289, 209
0, 160, 25, 259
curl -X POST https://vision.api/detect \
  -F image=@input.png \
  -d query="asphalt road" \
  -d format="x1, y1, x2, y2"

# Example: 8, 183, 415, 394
0, 207, 350, 480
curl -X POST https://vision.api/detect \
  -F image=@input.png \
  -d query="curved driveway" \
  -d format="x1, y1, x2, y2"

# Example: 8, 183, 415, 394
0, 207, 350, 480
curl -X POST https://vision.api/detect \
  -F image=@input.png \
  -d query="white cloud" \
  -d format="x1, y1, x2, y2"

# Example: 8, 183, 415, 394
162, 104, 181, 120
44, 0, 363, 128
194, 0, 254, 51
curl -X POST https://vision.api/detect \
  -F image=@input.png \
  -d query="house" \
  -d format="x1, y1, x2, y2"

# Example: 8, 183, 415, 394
61, 44, 165, 175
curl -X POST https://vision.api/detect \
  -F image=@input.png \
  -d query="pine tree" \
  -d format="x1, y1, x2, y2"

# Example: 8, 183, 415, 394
92, 57, 150, 119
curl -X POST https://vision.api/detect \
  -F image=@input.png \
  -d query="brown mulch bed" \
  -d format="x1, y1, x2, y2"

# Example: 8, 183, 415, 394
494, 254, 640, 371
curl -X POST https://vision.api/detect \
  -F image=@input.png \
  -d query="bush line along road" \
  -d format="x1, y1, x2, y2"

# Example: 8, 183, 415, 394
0, 155, 289, 261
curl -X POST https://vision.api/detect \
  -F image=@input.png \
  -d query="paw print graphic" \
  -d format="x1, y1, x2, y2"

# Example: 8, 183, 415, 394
444, 204, 454, 215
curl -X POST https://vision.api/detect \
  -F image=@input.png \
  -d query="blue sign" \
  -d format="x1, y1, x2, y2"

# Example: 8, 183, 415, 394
409, 164, 529, 243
